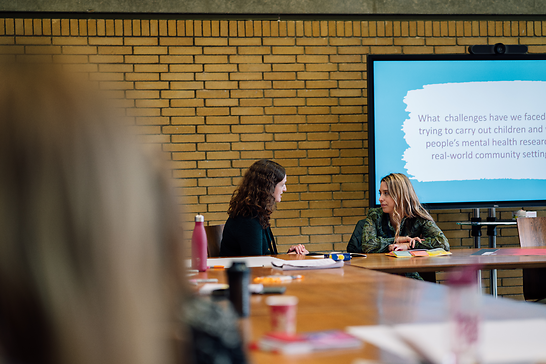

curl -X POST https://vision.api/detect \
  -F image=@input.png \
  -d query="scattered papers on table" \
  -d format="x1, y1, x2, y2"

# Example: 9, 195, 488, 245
386, 248, 452, 258
206, 256, 287, 268
471, 248, 499, 256
252, 330, 362, 354
347, 319, 546, 364
198, 283, 228, 295
271, 258, 344, 270
197, 283, 264, 295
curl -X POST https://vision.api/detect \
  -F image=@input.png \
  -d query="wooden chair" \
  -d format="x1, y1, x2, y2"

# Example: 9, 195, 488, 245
204, 224, 224, 258
517, 216, 546, 301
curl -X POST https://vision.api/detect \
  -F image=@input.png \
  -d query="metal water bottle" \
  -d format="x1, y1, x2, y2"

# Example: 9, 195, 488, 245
191, 214, 207, 272
227, 261, 250, 317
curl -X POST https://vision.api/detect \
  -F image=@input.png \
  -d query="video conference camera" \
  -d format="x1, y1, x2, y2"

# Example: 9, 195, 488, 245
469, 43, 528, 55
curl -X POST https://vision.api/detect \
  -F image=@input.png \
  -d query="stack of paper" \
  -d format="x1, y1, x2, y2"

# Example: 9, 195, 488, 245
271, 258, 344, 270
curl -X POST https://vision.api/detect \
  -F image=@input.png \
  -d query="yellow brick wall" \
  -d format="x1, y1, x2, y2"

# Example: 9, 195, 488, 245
2, 16, 546, 299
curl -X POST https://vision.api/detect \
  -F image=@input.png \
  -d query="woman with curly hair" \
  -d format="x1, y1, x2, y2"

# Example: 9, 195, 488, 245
220, 159, 308, 256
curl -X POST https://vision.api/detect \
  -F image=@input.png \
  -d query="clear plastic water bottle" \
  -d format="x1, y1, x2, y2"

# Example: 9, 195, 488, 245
446, 265, 481, 364
191, 214, 207, 272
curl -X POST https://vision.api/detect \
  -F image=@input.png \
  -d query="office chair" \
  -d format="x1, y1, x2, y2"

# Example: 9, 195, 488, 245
204, 224, 224, 258
516, 216, 546, 302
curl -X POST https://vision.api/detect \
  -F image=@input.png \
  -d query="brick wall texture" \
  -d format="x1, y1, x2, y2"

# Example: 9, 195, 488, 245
3, 16, 546, 299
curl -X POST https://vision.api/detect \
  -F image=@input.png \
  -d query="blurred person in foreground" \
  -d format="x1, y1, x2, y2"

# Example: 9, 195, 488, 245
0, 64, 246, 364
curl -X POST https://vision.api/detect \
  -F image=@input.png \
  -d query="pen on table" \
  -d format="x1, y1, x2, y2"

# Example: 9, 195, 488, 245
208, 265, 225, 269
253, 275, 303, 284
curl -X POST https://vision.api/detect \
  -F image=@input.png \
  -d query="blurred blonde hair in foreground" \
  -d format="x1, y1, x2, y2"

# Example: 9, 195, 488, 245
0, 64, 185, 364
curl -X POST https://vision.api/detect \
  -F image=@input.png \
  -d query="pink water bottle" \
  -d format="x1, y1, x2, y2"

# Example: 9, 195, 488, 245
447, 265, 481, 364
191, 214, 208, 272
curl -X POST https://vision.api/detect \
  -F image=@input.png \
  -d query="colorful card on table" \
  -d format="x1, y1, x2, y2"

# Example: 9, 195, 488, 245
386, 250, 413, 258
386, 248, 452, 258
409, 250, 429, 257
426, 248, 452, 256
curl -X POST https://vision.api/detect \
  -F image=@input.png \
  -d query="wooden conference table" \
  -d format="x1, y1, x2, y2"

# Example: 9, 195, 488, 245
350, 247, 546, 273
198, 251, 546, 364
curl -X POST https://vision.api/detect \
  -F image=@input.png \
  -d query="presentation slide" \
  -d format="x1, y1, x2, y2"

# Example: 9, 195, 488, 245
372, 58, 546, 207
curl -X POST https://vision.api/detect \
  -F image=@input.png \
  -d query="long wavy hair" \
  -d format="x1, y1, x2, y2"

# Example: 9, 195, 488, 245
0, 65, 185, 364
381, 173, 433, 241
227, 159, 286, 228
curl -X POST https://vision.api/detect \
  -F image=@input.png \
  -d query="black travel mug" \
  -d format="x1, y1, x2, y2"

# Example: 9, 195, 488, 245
226, 261, 250, 317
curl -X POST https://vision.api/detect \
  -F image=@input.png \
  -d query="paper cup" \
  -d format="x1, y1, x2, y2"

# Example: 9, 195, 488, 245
266, 295, 298, 334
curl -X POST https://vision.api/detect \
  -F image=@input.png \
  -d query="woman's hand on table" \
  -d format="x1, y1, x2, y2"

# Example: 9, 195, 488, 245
287, 244, 309, 255
389, 236, 422, 251
388, 243, 411, 251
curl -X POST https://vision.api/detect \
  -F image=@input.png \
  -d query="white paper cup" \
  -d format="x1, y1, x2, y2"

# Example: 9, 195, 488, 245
266, 295, 298, 334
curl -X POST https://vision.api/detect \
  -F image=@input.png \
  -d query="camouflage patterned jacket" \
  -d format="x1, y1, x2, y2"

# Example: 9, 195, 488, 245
347, 207, 449, 254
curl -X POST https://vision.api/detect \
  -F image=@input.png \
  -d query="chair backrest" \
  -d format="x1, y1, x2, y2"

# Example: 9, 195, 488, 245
517, 217, 546, 300
204, 224, 224, 258
517, 216, 546, 247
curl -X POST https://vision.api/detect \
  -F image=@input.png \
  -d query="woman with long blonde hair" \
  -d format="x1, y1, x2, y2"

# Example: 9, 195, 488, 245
347, 173, 448, 255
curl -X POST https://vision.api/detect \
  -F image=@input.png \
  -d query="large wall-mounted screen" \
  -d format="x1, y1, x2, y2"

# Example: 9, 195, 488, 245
368, 54, 546, 209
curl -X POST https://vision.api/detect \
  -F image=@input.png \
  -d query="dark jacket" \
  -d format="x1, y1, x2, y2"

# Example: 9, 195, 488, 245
220, 215, 277, 256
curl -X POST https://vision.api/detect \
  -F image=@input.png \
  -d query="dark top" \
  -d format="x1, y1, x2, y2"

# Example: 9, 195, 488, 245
220, 215, 278, 256
183, 297, 248, 364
